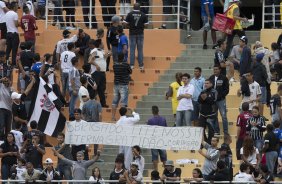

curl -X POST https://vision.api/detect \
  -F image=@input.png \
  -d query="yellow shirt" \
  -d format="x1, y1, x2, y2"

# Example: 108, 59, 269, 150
226, 4, 242, 30
170, 81, 183, 114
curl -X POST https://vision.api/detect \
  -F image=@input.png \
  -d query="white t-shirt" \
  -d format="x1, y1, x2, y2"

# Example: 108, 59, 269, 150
89, 176, 105, 184
10, 130, 23, 150
16, 166, 26, 180
240, 147, 259, 165
4, 10, 18, 33
0, 1, 7, 23
78, 86, 89, 109
241, 81, 261, 110
176, 83, 195, 111
60, 50, 76, 73
234, 172, 254, 182
92, 48, 107, 72
56, 35, 78, 55
23, 1, 35, 17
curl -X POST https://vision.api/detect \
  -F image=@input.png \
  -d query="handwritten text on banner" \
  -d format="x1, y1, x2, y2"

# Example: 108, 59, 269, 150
65, 122, 203, 150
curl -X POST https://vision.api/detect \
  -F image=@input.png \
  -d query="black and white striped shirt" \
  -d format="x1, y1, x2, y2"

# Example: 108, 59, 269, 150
246, 116, 266, 140
113, 62, 132, 85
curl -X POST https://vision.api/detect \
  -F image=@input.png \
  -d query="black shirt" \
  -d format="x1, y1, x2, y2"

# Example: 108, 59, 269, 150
0, 142, 19, 166
163, 168, 181, 184
12, 100, 27, 123
125, 10, 148, 35
107, 26, 119, 48
113, 62, 132, 85
264, 131, 278, 152
20, 50, 34, 69
0, 62, 11, 79
270, 94, 281, 115
24, 129, 44, 145
75, 33, 90, 55
25, 144, 45, 169
214, 49, 226, 76
109, 169, 126, 184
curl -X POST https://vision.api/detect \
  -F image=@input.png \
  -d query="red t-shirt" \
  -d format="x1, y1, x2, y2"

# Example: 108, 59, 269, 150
20, 14, 37, 41
236, 111, 252, 139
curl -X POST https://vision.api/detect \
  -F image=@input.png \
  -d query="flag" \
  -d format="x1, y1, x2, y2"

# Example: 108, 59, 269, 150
29, 77, 66, 137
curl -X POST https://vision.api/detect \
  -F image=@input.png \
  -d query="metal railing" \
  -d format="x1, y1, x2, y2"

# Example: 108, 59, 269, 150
262, 0, 282, 28
45, 0, 191, 29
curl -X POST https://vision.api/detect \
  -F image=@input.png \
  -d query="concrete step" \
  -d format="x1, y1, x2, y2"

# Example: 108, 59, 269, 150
164, 69, 213, 75
186, 36, 260, 45
170, 62, 214, 69
180, 49, 215, 56
187, 30, 260, 37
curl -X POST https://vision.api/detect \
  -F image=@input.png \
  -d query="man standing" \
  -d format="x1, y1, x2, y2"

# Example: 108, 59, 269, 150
99, 0, 116, 28
111, 53, 132, 120
75, 29, 90, 56
190, 67, 205, 123
117, 25, 129, 62
147, 105, 167, 171
107, 15, 120, 66
238, 36, 252, 76
176, 73, 194, 127
224, 0, 247, 58
209, 65, 229, 134
124, 3, 149, 70
198, 137, 220, 180
116, 107, 140, 170
201, 0, 216, 49
0, 1, 8, 51
81, 0, 97, 29
20, 5, 37, 51
56, 29, 78, 62
4, 2, 19, 66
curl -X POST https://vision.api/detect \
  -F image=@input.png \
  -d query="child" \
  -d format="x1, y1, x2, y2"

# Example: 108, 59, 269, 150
236, 102, 252, 160
69, 57, 81, 120
270, 84, 282, 123
10, 123, 24, 150
246, 106, 266, 152
10, 158, 27, 180
89, 167, 105, 184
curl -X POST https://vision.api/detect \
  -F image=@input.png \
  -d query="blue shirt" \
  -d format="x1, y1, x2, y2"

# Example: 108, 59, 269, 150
274, 128, 282, 140
147, 116, 167, 127
31, 62, 42, 74
190, 76, 205, 101
201, 0, 214, 17
118, 34, 128, 62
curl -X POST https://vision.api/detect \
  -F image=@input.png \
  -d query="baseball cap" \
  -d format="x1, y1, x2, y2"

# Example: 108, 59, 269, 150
11, 92, 22, 100
256, 53, 265, 62
45, 158, 53, 164
164, 160, 174, 166
63, 29, 71, 36
111, 15, 120, 23
240, 36, 248, 44
74, 108, 82, 114
219, 144, 229, 151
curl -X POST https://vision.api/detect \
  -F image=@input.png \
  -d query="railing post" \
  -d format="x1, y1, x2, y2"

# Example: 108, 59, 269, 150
177, 0, 180, 29
262, 0, 265, 29
45, 0, 48, 29
89, 0, 92, 29
187, 0, 190, 30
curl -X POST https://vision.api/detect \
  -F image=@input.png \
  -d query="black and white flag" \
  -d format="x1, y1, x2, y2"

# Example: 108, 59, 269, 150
29, 77, 66, 137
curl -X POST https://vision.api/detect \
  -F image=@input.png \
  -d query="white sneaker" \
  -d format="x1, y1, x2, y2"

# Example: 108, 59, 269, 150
139, 66, 144, 70
130, 66, 134, 69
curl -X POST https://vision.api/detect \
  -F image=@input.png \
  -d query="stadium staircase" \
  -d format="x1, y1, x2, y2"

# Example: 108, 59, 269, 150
13, 19, 281, 179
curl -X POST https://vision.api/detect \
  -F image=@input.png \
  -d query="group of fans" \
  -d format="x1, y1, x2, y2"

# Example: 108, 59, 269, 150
0, 0, 282, 183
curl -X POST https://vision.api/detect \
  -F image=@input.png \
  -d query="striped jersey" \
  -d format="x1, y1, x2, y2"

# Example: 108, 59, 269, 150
246, 116, 266, 140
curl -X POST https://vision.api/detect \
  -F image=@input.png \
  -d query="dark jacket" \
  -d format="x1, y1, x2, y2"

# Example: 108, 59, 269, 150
39, 168, 62, 183
106, 25, 119, 49
75, 33, 91, 55
252, 62, 268, 87
209, 74, 229, 101
84, 47, 92, 65
198, 87, 217, 117
240, 46, 252, 76
207, 168, 230, 182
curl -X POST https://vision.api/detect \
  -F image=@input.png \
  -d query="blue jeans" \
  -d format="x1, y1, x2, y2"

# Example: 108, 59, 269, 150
58, 164, 73, 180
112, 46, 118, 63
265, 151, 278, 174
129, 34, 144, 67
61, 72, 69, 96
255, 139, 264, 152
53, 0, 64, 26
214, 99, 229, 134
260, 86, 267, 104
176, 110, 192, 126
192, 100, 200, 121
69, 91, 79, 118
112, 85, 129, 107
1, 164, 10, 180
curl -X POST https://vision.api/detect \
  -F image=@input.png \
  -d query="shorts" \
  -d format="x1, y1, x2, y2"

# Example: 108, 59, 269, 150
201, 16, 214, 32
112, 84, 129, 107
260, 86, 267, 104
162, 0, 177, 14
120, 3, 131, 16
151, 149, 167, 162
0, 22, 7, 39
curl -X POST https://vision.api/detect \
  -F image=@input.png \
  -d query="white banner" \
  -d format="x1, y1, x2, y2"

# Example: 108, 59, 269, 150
65, 122, 203, 150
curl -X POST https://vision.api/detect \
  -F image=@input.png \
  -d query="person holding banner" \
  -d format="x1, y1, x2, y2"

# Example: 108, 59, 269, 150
117, 107, 140, 170
224, 0, 247, 58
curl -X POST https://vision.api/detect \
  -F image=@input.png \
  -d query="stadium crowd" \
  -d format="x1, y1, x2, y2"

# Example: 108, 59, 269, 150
0, 0, 281, 183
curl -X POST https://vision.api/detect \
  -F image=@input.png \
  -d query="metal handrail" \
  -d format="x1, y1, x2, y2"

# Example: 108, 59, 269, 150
45, 0, 191, 29
262, 0, 282, 28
